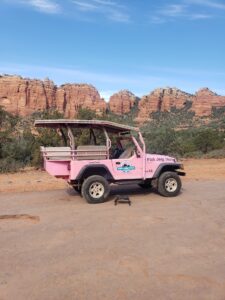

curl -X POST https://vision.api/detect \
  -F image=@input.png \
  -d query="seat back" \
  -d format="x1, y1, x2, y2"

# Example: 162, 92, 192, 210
76, 145, 107, 160
42, 147, 72, 160
119, 146, 134, 159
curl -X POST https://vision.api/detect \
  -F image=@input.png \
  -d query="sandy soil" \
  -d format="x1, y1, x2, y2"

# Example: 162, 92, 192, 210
183, 158, 225, 180
1, 159, 225, 193
0, 159, 225, 299
0, 168, 67, 193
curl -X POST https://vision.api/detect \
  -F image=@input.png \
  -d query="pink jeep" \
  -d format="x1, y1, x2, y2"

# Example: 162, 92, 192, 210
35, 119, 185, 203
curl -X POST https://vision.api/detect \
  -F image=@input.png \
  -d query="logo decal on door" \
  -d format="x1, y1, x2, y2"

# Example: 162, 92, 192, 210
117, 162, 135, 173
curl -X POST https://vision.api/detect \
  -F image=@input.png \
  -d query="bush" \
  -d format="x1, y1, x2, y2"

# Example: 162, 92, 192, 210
0, 108, 66, 172
76, 108, 97, 120
142, 123, 225, 157
204, 148, 225, 159
0, 157, 25, 173
193, 128, 224, 154
1, 106, 225, 173
212, 106, 225, 118
143, 126, 177, 155
182, 151, 204, 159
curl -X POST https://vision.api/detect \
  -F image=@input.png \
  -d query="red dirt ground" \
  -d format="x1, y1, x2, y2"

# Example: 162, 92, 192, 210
1, 159, 225, 193
0, 159, 225, 300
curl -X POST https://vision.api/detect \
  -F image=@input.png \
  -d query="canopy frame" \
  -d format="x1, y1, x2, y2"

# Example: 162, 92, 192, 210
34, 119, 139, 133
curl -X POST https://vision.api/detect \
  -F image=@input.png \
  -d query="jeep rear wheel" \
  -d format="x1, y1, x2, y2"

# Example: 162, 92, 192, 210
81, 175, 110, 204
158, 171, 181, 197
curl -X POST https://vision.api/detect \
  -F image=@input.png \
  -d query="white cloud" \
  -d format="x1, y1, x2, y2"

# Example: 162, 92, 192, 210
1, 63, 224, 96
93, 0, 117, 6
159, 4, 187, 17
72, 0, 130, 22
109, 10, 130, 22
72, 1, 98, 11
13, 0, 61, 14
186, 0, 225, 10
137, 65, 225, 77
0, 63, 160, 85
214, 89, 225, 95
99, 90, 116, 101
190, 13, 212, 19
151, 1, 215, 23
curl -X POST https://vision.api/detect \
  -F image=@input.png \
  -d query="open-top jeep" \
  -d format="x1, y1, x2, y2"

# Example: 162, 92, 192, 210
35, 119, 185, 203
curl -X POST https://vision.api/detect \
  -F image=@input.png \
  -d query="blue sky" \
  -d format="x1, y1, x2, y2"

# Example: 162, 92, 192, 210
0, 0, 225, 99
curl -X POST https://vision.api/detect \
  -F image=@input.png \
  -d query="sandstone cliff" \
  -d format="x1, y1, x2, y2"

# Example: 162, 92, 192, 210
137, 88, 194, 122
0, 76, 56, 116
109, 90, 139, 115
0, 75, 225, 121
192, 88, 225, 117
56, 84, 106, 118
0, 75, 106, 117
137, 87, 225, 122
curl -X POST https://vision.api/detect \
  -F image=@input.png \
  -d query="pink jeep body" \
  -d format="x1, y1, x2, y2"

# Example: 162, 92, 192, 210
35, 119, 185, 203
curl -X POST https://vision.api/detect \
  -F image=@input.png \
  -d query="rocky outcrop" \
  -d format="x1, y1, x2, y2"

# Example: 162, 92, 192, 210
137, 88, 194, 122
109, 90, 138, 114
192, 88, 225, 117
56, 84, 106, 118
137, 87, 225, 122
0, 75, 225, 121
0, 75, 106, 117
0, 75, 56, 116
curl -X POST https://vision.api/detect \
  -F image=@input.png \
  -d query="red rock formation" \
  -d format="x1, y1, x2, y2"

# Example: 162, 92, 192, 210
1, 75, 225, 121
137, 88, 193, 122
192, 88, 225, 117
161, 88, 193, 111
0, 75, 106, 117
109, 90, 138, 114
0, 75, 56, 116
56, 84, 106, 118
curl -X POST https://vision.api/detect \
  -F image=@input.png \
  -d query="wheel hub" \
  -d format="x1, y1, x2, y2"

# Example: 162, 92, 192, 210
165, 178, 178, 192
89, 182, 104, 199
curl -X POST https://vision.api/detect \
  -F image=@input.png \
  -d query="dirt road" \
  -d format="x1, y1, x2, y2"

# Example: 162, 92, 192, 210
0, 179, 225, 299
0, 159, 225, 299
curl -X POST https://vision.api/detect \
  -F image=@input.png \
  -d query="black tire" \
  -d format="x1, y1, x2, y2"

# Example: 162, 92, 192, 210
139, 179, 152, 189
81, 175, 110, 204
157, 171, 181, 197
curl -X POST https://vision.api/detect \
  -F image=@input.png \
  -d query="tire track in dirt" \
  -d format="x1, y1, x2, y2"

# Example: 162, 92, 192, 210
0, 214, 40, 223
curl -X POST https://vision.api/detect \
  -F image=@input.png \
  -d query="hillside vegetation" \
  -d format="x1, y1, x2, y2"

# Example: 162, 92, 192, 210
1, 106, 225, 173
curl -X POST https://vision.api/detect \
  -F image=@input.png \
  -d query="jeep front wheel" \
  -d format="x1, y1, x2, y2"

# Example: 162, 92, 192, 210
157, 171, 181, 197
81, 175, 110, 204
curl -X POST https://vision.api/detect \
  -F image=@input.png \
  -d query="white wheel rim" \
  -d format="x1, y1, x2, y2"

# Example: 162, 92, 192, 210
165, 178, 178, 193
89, 182, 104, 199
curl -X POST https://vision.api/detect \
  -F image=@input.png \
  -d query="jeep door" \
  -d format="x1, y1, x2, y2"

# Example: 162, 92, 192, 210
111, 144, 143, 180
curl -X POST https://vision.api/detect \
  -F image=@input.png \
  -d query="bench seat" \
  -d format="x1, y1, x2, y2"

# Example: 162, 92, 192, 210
76, 145, 107, 160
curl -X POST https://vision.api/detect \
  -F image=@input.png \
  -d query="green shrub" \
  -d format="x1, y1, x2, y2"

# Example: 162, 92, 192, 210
182, 151, 204, 159
193, 128, 224, 154
0, 157, 25, 173
76, 108, 97, 120
1, 105, 225, 173
212, 106, 225, 118
204, 148, 225, 159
